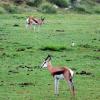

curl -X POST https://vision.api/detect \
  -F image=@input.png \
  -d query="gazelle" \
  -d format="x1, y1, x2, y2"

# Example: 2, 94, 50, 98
26, 16, 45, 31
41, 55, 75, 96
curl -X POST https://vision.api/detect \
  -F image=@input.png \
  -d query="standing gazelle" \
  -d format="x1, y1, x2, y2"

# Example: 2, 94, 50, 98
26, 16, 45, 31
41, 55, 75, 96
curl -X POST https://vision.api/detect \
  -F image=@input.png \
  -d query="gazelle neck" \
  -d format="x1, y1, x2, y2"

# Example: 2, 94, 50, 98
47, 61, 53, 72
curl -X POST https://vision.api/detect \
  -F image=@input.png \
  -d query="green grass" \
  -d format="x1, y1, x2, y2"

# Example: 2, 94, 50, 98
0, 13, 100, 100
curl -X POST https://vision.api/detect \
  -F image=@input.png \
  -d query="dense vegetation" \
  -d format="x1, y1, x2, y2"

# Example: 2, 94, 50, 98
0, 0, 100, 14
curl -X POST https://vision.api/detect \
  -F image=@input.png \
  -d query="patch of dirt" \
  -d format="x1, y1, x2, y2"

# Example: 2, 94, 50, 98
94, 49, 100, 52
92, 38, 97, 40
8, 70, 19, 74
26, 46, 33, 49
18, 82, 33, 87
83, 55, 100, 60
16, 46, 33, 52
16, 48, 26, 52
1, 52, 10, 57
56, 30, 65, 32
40, 46, 66, 52
76, 70, 92, 76
66, 59, 72, 61
13, 24, 19, 27
93, 56, 100, 60
0, 81, 4, 86
78, 44, 96, 49
61, 55, 66, 57
0, 48, 4, 51
16, 90, 31, 94
13, 16, 24, 19
16, 64, 33, 72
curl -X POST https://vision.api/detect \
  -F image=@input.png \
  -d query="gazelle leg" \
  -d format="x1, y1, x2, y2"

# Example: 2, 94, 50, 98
67, 79, 75, 96
34, 25, 36, 32
28, 24, 32, 29
26, 24, 28, 29
54, 76, 59, 95
64, 73, 75, 96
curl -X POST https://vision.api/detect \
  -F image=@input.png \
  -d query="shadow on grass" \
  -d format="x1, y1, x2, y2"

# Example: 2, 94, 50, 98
40, 45, 73, 52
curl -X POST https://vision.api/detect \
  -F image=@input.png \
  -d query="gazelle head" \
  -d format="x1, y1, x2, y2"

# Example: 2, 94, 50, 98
41, 55, 51, 68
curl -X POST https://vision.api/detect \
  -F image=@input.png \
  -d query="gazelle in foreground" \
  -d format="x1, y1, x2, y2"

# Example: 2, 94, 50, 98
41, 55, 75, 96
26, 16, 45, 31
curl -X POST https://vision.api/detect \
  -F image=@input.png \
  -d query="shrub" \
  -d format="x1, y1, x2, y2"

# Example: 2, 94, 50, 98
2, 3, 23, 13
13, 0, 24, 4
74, 3, 93, 14
47, 0, 68, 8
26, 0, 42, 7
93, 4, 100, 14
74, 5, 89, 13
96, 0, 100, 3
78, 44, 94, 48
0, 7, 7, 14
39, 3, 57, 14
40, 45, 67, 51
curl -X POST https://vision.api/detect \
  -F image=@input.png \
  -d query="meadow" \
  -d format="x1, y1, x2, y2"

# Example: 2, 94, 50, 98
0, 12, 100, 100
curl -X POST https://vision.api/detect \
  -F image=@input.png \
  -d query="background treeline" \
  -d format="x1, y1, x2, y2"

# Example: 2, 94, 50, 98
0, 0, 100, 14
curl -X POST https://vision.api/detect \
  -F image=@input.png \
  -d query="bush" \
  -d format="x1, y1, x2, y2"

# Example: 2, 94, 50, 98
26, 0, 42, 7
40, 45, 67, 51
74, 5, 89, 13
39, 3, 57, 14
96, 0, 100, 3
47, 0, 68, 8
13, 0, 24, 4
73, 2, 94, 14
93, 4, 100, 14
0, 7, 7, 14
2, 3, 23, 13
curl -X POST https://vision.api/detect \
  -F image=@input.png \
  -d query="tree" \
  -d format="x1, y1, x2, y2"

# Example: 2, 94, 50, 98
70, 0, 80, 8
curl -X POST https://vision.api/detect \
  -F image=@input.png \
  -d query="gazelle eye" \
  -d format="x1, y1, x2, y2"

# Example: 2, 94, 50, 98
44, 61, 46, 64
43, 61, 46, 65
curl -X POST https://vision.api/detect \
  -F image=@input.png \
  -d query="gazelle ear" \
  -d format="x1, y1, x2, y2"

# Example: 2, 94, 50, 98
47, 54, 51, 57
47, 55, 51, 60
45, 55, 51, 61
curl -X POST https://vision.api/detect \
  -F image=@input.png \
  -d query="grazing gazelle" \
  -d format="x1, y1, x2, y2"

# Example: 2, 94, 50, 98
26, 16, 45, 31
41, 55, 75, 96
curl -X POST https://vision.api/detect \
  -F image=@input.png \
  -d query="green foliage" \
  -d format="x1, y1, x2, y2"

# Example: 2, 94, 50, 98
26, 0, 42, 7
39, 3, 57, 13
1, 3, 27, 14
13, 0, 24, 4
73, 0, 97, 14
2, 3, 20, 13
40, 45, 67, 51
93, 4, 100, 14
0, 6, 6, 14
47, 0, 68, 8
0, 0, 100, 14
74, 4, 92, 14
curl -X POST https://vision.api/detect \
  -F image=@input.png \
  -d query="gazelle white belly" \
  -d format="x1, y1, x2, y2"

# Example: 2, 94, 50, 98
54, 74, 64, 80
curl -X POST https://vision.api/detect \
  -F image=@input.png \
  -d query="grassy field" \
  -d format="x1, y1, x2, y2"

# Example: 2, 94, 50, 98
0, 13, 100, 100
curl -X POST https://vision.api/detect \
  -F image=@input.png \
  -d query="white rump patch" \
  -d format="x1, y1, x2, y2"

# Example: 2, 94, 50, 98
26, 18, 29, 23
68, 68, 74, 77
